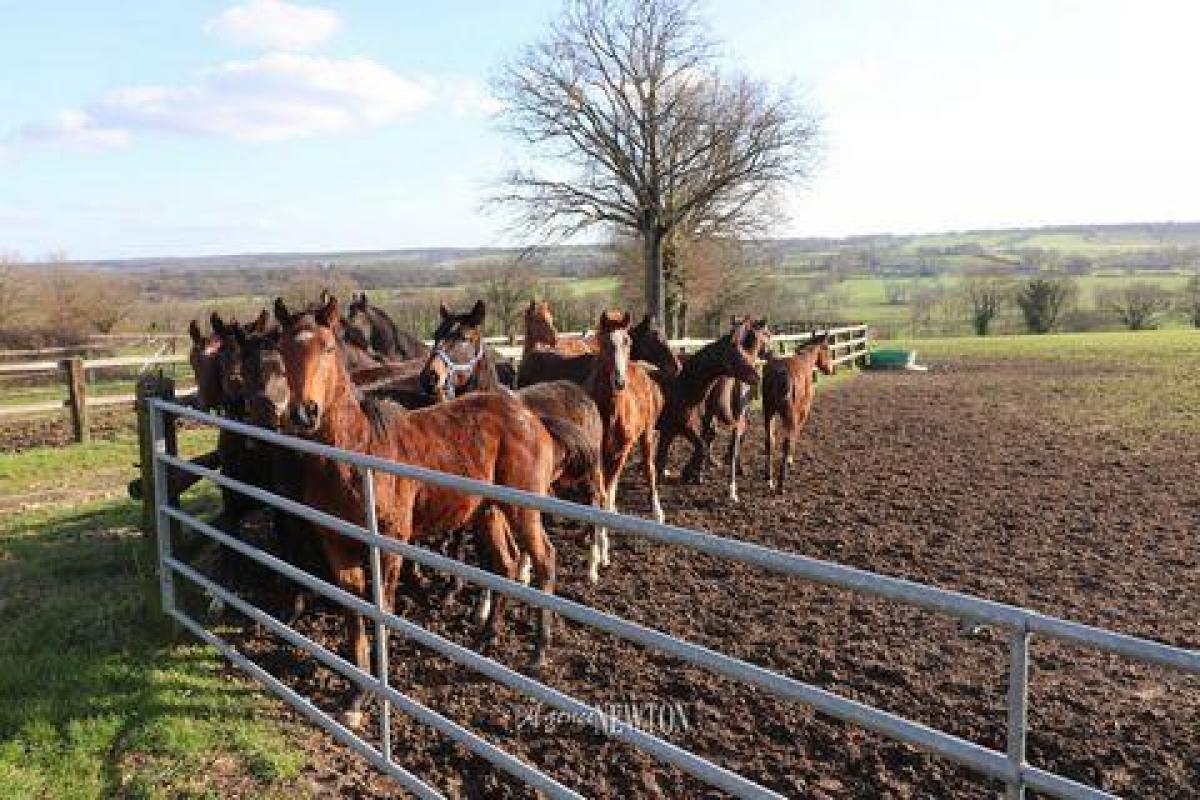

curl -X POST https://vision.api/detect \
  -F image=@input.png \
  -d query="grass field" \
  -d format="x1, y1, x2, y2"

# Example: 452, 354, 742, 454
899, 328, 1200, 441
0, 426, 317, 799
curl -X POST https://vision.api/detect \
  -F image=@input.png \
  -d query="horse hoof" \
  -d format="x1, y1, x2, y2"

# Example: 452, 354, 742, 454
586, 566, 600, 585
729, 489, 740, 503
767, 479, 776, 491
338, 710, 364, 730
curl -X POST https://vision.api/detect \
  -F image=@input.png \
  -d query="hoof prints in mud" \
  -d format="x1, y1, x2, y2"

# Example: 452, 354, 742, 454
207, 362, 1198, 798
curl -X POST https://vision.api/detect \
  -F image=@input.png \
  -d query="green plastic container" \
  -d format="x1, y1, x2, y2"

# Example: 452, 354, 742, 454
867, 348, 916, 370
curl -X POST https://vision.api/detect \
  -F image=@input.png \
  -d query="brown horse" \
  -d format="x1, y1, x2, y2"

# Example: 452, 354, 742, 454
630, 313, 681, 380
343, 291, 430, 361
517, 313, 678, 389
523, 300, 596, 356
589, 310, 666, 581
188, 318, 228, 412
276, 295, 588, 726
420, 300, 514, 398
762, 334, 835, 491
700, 318, 772, 502
655, 318, 767, 483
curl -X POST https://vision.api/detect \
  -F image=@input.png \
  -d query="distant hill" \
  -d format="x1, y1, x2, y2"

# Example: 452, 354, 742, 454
58, 220, 1200, 282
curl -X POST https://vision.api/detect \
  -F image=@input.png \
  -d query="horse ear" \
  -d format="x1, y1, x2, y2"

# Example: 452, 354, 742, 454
621, 310, 632, 328
250, 309, 269, 334
188, 320, 203, 344
233, 323, 247, 346
439, 302, 451, 320
358, 291, 368, 306
274, 298, 292, 327
316, 294, 340, 328
527, 299, 536, 312
467, 299, 485, 327
755, 318, 768, 329
210, 312, 227, 336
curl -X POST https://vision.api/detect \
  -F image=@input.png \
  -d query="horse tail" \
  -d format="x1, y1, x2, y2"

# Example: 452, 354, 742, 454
536, 413, 604, 505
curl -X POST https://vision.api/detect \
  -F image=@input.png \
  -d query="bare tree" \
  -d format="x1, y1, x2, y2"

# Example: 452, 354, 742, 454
0, 252, 26, 327
76, 273, 138, 333
1098, 282, 1172, 331
457, 258, 537, 340
961, 274, 1010, 336
492, 0, 820, 325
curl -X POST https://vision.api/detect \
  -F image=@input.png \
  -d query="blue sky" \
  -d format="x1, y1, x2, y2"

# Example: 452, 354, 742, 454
1, 0, 1197, 260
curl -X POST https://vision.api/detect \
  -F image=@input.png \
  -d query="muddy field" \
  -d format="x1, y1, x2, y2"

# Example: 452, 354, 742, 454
196, 360, 1197, 798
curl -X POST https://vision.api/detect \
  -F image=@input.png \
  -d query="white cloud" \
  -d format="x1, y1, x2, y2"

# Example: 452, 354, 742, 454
206, 0, 341, 51
17, 110, 132, 151
19, 54, 434, 146
442, 79, 505, 116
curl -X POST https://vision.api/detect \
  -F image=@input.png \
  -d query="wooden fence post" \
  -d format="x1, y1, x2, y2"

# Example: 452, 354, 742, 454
136, 372, 176, 533
61, 357, 89, 443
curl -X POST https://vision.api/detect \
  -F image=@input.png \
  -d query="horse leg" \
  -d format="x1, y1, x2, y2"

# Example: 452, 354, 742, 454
764, 411, 776, 490
592, 450, 628, 580
474, 508, 521, 653
443, 527, 469, 608
641, 431, 665, 524
778, 435, 793, 492
729, 415, 745, 503
328, 552, 371, 729
654, 422, 675, 481
510, 507, 556, 673
701, 410, 721, 467
681, 424, 709, 484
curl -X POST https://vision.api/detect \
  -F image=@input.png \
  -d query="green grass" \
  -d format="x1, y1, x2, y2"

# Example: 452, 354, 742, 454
0, 428, 217, 503
0, 496, 308, 799
893, 328, 1200, 441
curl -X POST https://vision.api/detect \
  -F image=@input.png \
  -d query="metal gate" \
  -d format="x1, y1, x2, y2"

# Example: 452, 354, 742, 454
147, 398, 1199, 799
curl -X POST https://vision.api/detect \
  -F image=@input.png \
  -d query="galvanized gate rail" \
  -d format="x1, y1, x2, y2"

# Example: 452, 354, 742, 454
148, 399, 1198, 800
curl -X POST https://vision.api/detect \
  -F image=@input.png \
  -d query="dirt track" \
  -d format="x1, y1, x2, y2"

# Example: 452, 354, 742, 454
211, 360, 1198, 798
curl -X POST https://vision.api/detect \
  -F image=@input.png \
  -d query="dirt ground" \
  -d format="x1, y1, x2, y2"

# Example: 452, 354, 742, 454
192, 360, 1197, 798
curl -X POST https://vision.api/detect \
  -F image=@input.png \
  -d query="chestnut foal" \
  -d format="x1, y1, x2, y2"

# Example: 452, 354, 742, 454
523, 299, 597, 357
762, 334, 835, 491
276, 295, 569, 727
588, 310, 666, 582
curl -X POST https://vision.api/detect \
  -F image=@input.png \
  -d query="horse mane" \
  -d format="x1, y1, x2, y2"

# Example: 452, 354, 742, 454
360, 392, 405, 439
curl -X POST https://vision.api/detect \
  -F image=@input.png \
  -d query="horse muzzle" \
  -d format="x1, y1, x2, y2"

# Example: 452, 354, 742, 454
288, 400, 321, 433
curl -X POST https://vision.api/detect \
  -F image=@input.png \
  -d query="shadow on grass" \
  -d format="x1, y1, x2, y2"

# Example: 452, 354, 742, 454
0, 496, 303, 799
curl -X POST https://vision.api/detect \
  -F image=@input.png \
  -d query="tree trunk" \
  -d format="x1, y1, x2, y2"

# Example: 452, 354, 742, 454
643, 229, 666, 328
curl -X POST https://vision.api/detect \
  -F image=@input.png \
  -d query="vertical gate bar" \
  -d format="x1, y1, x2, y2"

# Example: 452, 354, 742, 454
1006, 624, 1031, 800
148, 399, 176, 617
362, 466, 392, 762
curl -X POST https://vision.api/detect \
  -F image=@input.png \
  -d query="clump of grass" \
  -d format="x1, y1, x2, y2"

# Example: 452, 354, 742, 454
0, 497, 308, 799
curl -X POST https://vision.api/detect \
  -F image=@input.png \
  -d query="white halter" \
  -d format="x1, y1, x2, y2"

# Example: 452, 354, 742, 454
432, 337, 485, 399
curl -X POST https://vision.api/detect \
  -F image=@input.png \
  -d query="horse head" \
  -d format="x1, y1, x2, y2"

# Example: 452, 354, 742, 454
420, 299, 487, 400
188, 319, 227, 413
806, 332, 836, 377
722, 316, 768, 386
630, 313, 680, 377
524, 299, 558, 349
342, 291, 377, 352
275, 294, 345, 435
234, 312, 289, 430
596, 309, 633, 391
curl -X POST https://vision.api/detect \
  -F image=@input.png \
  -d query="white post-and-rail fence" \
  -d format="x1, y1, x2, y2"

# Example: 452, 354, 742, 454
146, 398, 1197, 800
